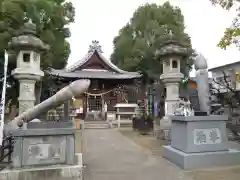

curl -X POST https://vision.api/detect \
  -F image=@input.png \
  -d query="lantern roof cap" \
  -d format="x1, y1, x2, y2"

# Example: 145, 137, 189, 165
156, 30, 188, 57
8, 20, 49, 52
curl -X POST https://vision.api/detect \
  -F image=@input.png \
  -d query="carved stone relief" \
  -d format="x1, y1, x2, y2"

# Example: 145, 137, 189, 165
22, 136, 66, 166
22, 84, 32, 93
28, 143, 61, 160
19, 103, 31, 113
19, 83, 35, 100
193, 128, 221, 145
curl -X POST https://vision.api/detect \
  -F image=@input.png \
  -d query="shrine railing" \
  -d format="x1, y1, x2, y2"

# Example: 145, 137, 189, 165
0, 133, 14, 170
47, 107, 76, 121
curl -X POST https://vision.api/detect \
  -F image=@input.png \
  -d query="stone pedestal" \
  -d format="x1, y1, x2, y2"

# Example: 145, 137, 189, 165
163, 115, 240, 169
1, 121, 83, 179
11, 121, 76, 168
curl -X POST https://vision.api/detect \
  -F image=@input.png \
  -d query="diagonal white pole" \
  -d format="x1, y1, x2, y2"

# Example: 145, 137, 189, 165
0, 50, 8, 146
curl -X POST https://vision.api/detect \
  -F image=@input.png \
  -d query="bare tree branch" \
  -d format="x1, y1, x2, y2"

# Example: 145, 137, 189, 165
222, 70, 235, 92
212, 70, 240, 113
212, 71, 235, 92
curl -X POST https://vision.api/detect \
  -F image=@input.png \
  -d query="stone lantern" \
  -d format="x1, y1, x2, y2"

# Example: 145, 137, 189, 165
9, 20, 49, 115
156, 31, 188, 140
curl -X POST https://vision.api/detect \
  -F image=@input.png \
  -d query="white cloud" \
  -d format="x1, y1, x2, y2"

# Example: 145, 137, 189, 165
68, 0, 240, 69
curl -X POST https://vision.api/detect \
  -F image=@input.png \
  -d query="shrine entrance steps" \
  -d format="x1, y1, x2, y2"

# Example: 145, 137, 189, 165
84, 121, 110, 129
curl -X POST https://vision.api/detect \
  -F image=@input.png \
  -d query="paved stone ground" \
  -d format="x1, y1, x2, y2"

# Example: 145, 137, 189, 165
119, 128, 240, 180
82, 129, 193, 180
75, 130, 83, 153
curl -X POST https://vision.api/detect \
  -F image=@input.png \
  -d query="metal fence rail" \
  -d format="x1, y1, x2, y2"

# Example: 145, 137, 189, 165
0, 133, 14, 170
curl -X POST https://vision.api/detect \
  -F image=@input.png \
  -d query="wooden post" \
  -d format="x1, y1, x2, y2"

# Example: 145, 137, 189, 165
86, 94, 89, 113
118, 114, 121, 128
81, 118, 85, 155
101, 95, 104, 112
63, 101, 69, 120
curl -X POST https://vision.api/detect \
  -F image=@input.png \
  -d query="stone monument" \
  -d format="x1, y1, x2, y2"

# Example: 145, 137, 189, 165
162, 54, 240, 169
0, 20, 90, 180
194, 53, 210, 114
155, 31, 188, 140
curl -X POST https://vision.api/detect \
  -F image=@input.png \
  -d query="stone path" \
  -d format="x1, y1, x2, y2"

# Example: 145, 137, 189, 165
82, 129, 192, 180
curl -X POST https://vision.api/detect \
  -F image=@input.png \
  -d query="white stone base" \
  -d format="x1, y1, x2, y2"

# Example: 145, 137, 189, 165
0, 153, 83, 180
160, 116, 171, 128
163, 146, 240, 169
153, 123, 161, 139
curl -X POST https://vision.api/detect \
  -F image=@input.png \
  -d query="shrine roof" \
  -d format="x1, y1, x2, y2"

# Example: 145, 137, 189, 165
66, 40, 137, 74
50, 69, 141, 79
50, 40, 141, 80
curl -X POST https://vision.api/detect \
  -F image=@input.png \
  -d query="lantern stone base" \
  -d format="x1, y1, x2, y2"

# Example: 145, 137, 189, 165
159, 116, 172, 140
163, 146, 240, 169
153, 123, 161, 139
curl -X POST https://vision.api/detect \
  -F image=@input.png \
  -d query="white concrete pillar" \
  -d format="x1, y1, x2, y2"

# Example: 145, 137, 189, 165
164, 82, 181, 116
159, 73, 183, 140
18, 79, 36, 114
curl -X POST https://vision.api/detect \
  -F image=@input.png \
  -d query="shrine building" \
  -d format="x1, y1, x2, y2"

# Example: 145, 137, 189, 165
50, 41, 141, 121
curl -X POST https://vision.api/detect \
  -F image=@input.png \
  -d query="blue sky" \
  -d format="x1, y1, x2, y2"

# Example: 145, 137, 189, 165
68, 0, 240, 69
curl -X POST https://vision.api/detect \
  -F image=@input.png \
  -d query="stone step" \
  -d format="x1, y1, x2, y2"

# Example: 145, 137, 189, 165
112, 120, 132, 128
84, 121, 110, 129
118, 123, 132, 128
85, 121, 108, 124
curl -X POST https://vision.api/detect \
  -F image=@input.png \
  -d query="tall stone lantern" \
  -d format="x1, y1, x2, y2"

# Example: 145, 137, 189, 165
156, 31, 188, 140
9, 21, 49, 116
